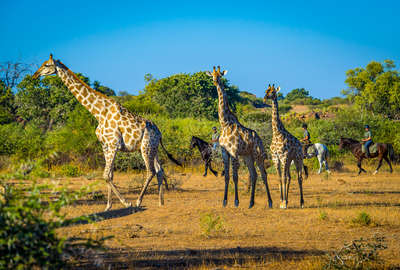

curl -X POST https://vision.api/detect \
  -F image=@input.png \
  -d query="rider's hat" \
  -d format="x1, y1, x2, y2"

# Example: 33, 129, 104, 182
212, 126, 217, 130
364, 124, 370, 129
302, 123, 308, 129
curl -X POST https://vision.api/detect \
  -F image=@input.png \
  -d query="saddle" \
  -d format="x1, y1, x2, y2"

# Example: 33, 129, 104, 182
361, 143, 378, 154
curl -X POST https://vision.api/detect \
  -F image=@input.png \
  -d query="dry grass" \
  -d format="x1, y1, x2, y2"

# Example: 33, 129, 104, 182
6, 163, 400, 269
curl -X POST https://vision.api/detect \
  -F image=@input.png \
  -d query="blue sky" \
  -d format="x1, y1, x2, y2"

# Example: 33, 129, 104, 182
1, 0, 399, 99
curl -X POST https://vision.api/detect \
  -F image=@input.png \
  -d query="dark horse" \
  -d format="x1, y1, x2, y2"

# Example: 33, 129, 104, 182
339, 137, 394, 175
190, 136, 219, 177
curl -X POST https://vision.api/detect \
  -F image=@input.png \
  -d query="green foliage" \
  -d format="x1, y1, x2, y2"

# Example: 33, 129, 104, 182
0, 181, 107, 269
344, 60, 400, 119
319, 211, 328, 221
121, 93, 164, 114
0, 81, 15, 124
199, 212, 225, 237
60, 164, 82, 177
114, 152, 145, 171
144, 72, 242, 120
352, 211, 372, 226
323, 235, 387, 269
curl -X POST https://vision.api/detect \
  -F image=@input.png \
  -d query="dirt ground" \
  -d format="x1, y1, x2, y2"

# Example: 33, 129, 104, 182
45, 164, 400, 269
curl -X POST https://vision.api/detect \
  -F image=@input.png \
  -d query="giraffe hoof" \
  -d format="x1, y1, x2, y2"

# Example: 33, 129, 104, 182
248, 202, 254, 209
105, 204, 112, 211
234, 200, 239, 207
136, 200, 142, 208
300, 204, 304, 209
125, 202, 132, 208
373, 170, 378, 175
222, 200, 227, 207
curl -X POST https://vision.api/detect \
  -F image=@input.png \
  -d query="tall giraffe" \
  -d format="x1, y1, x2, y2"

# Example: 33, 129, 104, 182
206, 66, 273, 208
264, 84, 308, 209
33, 54, 181, 211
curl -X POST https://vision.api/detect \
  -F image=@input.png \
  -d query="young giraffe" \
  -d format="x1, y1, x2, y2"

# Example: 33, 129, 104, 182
264, 84, 308, 209
33, 54, 181, 211
206, 66, 273, 208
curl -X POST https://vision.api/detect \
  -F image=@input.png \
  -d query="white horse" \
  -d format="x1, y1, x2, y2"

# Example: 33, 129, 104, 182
305, 143, 330, 174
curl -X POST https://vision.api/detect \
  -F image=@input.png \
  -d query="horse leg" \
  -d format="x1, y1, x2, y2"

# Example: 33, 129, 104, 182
383, 156, 393, 173
373, 155, 384, 175
317, 155, 323, 174
203, 160, 208, 177
208, 160, 218, 176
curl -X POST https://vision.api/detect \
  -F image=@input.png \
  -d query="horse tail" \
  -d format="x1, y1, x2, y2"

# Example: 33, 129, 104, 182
160, 138, 182, 166
388, 143, 395, 162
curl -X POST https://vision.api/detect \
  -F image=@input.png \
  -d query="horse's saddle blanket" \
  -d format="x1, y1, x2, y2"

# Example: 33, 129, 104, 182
362, 143, 378, 154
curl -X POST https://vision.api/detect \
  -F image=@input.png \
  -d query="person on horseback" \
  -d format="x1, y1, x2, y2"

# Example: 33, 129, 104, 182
362, 125, 373, 158
211, 126, 219, 151
301, 123, 312, 157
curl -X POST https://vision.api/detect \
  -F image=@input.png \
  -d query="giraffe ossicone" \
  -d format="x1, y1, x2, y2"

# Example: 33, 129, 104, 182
33, 54, 181, 211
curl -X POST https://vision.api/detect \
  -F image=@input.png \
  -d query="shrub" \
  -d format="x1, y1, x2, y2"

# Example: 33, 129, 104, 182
60, 164, 82, 177
352, 211, 372, 226
0, 181, 108, 269
319, 211, 328, 221
199, 212, 225, 238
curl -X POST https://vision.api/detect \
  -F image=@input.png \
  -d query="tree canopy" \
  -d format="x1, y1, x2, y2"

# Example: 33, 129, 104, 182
343, 60, 400, 119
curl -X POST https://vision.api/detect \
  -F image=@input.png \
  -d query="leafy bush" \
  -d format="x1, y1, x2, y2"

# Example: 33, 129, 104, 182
0, 181, 108, 269
352, 211, 372, 226
199, 212, 225, 238
114, 152, 145, 171
60, 164, 82, 177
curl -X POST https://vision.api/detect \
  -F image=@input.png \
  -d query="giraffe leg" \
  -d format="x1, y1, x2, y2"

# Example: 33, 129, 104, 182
103, 144, 131, 211
273, 157, 283, 207
294, 159, 305, 208
232, 157, 240, 207
136, 138, 157, 207
243, 156, 257, 209
256, 158, 273, 208
155, 155, 164, 206
222, 149, 230, 207
281, 157, 291, 209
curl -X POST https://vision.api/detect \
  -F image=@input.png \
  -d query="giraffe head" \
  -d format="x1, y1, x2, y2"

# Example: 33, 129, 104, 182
32, 54, 57, 79
264, 84, 281, 102
206, 66, 228, 86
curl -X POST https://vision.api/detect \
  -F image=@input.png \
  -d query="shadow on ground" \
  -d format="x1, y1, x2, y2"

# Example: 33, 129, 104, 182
73, 246, 325, 269
63, 206, 146, 226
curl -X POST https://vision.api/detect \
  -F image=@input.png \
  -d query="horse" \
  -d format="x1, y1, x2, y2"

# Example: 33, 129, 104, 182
339, 137, 394, 175
190, 136, 219, 177
304, 143, 330, 174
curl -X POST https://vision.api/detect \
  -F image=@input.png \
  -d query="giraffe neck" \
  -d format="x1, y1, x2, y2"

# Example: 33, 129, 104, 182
215, 81, 237, 127
55, 62, 115, 122
271, 97, 286, 137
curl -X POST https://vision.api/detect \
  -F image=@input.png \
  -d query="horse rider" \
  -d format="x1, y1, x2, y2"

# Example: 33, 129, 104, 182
362, 125, 373, 158
211, 126, 219, 151
301, 123, 312, 157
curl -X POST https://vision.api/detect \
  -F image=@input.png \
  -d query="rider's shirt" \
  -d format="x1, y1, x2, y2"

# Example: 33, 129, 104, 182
364, 131, 372, 142
212, 133, 220, 146
303, 130, 310, 141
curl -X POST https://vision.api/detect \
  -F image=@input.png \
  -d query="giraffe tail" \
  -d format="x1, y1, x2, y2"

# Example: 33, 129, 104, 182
160, 138, 182, 166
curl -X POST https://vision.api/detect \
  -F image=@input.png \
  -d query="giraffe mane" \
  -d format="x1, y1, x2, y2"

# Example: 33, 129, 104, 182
56, 60, 116, 103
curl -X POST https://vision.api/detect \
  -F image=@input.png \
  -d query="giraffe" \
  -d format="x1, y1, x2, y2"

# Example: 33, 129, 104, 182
264, 84, 308, 209
33, 54, 181, 211
206, 66, 273, 208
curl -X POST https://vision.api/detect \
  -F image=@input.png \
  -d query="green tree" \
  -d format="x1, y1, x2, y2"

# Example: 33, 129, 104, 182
93, 80, 116, 96
0, 81, 15, 124
285, 88, 310, 102
144, 72, 242, 120
344, 60, 400, 118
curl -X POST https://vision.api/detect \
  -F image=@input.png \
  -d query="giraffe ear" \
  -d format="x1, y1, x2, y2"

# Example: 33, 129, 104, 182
221, 70, 228, 76
276, 86, 281, 93
205, 71, 213, 77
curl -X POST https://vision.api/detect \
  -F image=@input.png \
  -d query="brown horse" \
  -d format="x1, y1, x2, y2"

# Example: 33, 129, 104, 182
339, 137, 394, 175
